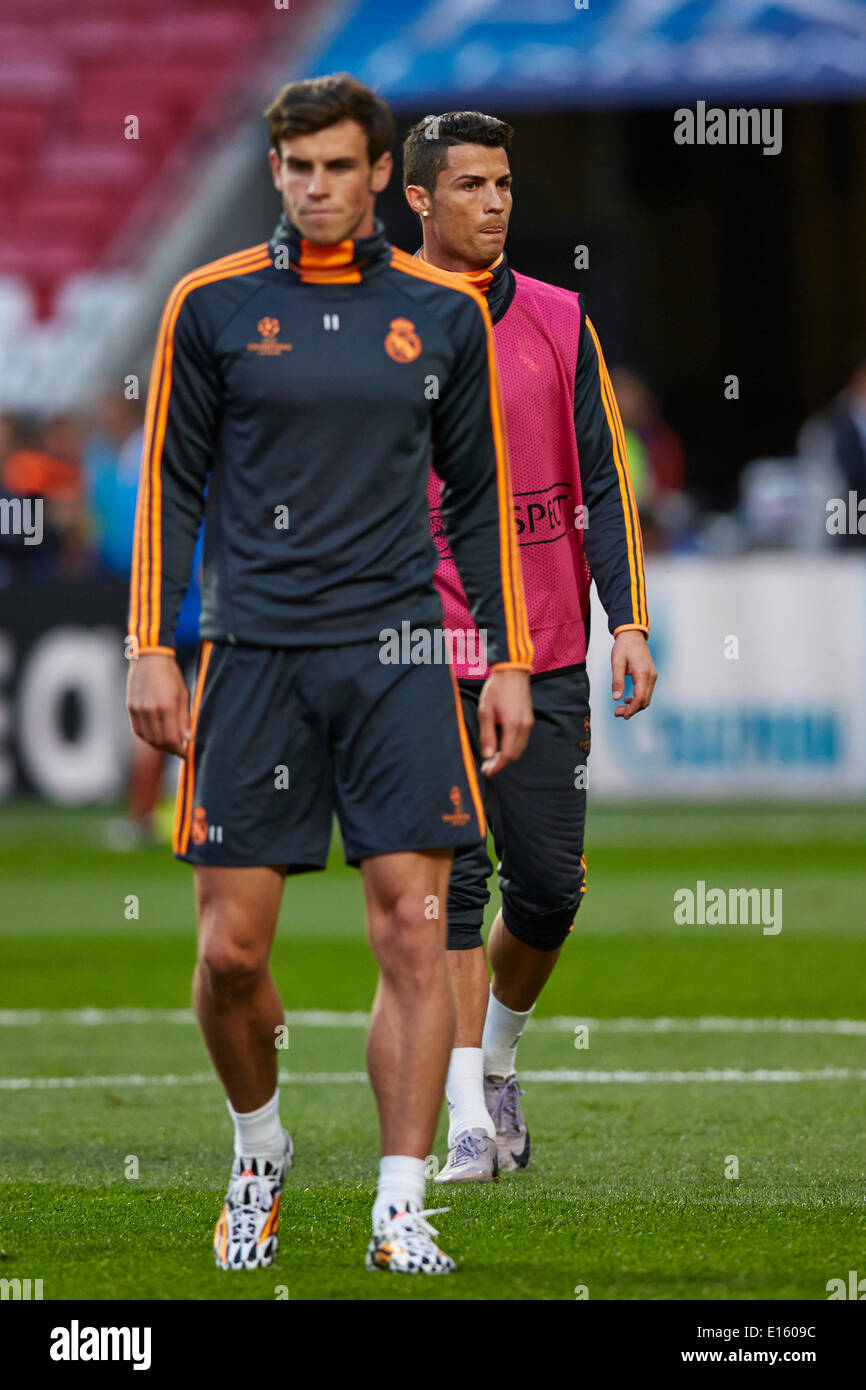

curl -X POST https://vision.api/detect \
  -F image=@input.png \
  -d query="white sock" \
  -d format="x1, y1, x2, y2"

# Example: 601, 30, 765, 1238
482, 988, 534, 1079
372, 1155, 426, 1228
227, 1089, 285, 1160
445, 1047, 495, 1145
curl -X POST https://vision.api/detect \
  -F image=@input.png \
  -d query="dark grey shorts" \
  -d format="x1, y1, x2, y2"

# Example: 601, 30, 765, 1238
174, 638, 485, 871
447, 666, 590, 951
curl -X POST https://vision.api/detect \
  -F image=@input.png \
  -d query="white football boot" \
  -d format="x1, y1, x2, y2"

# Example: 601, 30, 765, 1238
484, 1075, 530, 1173
434, 1127, 499, 1184
213, 1129, 293, 1270
365, 1205, 456, 1274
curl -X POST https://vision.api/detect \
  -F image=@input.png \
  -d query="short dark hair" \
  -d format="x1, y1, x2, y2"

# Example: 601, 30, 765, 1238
402, 110, 513, 195
264, 73, 395, 166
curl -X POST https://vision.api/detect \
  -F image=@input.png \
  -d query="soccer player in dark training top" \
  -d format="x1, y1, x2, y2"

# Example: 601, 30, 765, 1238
126, 76, 533, 1276
403, 110, 656, 1183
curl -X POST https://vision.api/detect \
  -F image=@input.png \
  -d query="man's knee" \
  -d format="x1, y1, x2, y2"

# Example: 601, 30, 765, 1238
368, 893, 444, 979
500, 869, 586, 951
197, 906, 270, 995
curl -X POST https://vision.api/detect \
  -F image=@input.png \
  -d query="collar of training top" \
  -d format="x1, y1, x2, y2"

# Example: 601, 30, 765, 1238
413, 247, 515, 325
271, 213, 392, 283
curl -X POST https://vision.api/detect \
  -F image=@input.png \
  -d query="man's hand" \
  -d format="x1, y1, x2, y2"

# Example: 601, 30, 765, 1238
126, 652, 191, 756
477, 668, 533, 776
611, 630, 657, 719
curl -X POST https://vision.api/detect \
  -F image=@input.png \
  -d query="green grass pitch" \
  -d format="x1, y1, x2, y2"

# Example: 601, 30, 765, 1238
1, 801, 864, 1301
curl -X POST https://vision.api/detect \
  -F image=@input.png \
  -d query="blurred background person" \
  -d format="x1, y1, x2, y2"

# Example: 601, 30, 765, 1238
83, 392, 145, 577
609, 366, 690, 552
798, 353, 866, 549
1, 414, 89, 580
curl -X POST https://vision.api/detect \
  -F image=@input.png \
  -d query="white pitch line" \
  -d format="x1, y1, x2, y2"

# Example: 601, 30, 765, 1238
2, 1066, 865, 1092
0, 1008, 370, 1028
534, 1017, 866, 1036
0, 1071, 368, 1092
0, 1008, 864, 1035
521, 1068, 866, 1083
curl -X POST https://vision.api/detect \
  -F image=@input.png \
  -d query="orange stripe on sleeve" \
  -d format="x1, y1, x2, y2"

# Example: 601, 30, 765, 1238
585, 319, 648, 630
131, 245, 271, 650
600, 358, 647, 628
602, 354, 647, 627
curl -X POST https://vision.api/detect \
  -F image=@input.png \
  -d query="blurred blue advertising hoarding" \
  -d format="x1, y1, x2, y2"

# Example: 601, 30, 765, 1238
586, 555, 866, 798
310, 0, 866, 108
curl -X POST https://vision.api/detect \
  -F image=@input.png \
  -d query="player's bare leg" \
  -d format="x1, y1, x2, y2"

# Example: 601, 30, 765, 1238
363, 849, 454, 1156
488, 909, 561, 1011
194, 864, 286, 1110
448, 945, 489, 1046
433, 943, 499, 1184
479, 909, 563, 1173
129, 738, 164, 827
104, 737, 165, 851
194, 864, 293, 1270
362, 849, 458, 1273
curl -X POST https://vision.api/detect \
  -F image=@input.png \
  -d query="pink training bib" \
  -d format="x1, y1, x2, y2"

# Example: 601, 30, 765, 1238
428, 270, 592, 679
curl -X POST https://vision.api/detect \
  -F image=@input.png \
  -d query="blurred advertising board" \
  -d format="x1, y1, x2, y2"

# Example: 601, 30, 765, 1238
586, 556, 866, 798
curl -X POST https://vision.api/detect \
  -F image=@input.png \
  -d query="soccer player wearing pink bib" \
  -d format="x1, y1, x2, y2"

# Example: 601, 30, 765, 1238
403, 111, 657, 1182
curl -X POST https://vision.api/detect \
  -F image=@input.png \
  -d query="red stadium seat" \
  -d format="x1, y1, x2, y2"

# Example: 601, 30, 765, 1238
14, 193, 128, 255
151, 12, 257, 58
0, 106, 49, 155
0, 54, 75, 100
76, 93, 176, 161
0, 0, 131, 15
55, 19, 150, 59
40, 142, 150, 190
0, 150, 30, 198
72, 63, 227, 125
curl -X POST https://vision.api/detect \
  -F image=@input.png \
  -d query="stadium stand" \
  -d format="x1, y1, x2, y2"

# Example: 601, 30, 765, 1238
0, 0, 314, 409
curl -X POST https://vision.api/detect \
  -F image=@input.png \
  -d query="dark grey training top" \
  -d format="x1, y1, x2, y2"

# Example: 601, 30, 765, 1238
129, 215, 532, 670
